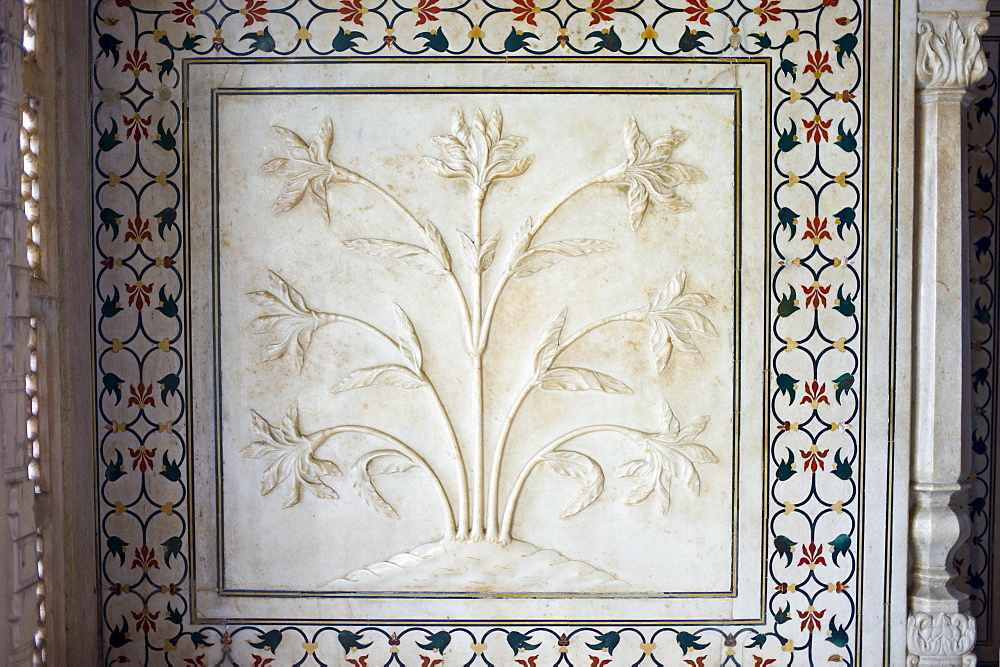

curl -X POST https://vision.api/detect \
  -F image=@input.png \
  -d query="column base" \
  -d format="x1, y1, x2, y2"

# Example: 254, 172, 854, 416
907, 612, 977, 666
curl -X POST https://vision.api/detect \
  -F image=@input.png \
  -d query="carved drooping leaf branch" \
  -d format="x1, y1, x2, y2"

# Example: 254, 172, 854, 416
350, 449, 419, 519
497, 401, 717, 543
616, 401, 717, 514
250, 107, 717, 550
916, 12, 989, 90
906, 612, 977, 664
539, 450, 605, 519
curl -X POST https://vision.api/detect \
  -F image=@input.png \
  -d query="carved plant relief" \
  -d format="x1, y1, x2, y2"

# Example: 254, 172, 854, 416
242, 108, 719, 587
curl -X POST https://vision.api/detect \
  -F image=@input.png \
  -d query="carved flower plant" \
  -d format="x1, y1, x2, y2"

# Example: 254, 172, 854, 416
244, 108, 719, 551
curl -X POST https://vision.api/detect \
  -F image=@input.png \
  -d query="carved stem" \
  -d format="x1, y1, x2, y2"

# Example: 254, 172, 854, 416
317, 425, 457, 539
328, 313, 397, 349
426, 382, 469, 540
485, 380, 536, 541
498, 424, 642, 544
552, 310, 646, 358
326, 313, 468, 538
471, 189, 487, 541
478, 176, 603, 353
484, 312, 641, 541
353, 176, 475, 349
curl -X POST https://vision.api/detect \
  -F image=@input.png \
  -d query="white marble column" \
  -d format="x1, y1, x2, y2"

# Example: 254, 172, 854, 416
908, 4, 989, 665
0, 0, 37, 663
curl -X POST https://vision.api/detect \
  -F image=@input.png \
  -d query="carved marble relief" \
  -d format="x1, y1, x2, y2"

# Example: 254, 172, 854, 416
240, 109, 719, 589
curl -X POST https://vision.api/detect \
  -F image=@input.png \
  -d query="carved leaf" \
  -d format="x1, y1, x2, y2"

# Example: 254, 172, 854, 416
457, 230, 478, 271
332, 365, 426, 393
505, 218, 533, 270
537, 367, 633, 394
479, 228, 502, 273
421, 220, 452, 271
392, 304, 423, 372
541, 450, 605, 518
626, 180, 649, 231
310, 117, 335, 165
459, 229, 502, 274
271, 126, 311, 161
532, 308, 567, 376
342, 239, 448, 276
510, 239, 617, 278
350, 450, 416, 519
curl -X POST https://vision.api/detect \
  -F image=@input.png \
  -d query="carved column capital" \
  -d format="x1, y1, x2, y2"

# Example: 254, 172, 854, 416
907, 612, 977, 665
917, 11, 989, 90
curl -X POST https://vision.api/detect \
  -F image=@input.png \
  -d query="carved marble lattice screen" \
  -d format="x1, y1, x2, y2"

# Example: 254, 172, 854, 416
91, 0, 907, 664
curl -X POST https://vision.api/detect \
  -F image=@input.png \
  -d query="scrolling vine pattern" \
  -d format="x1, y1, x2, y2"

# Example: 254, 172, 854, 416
92, 0, 863, 663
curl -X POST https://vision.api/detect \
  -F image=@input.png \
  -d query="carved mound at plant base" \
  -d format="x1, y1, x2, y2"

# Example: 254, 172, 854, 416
322, 539, 627, 592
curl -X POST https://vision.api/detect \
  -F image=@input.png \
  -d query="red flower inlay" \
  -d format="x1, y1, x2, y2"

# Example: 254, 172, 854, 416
802, 114, 832, 143
123, 114, 152, 142
131, 544, 160, 571
511, 0, 542, 25
800, 380, 830, 408
172, 0, 201, 26
131, 607, 160, 634
797, 541, 828, 569
799, 445, 829, 472
802, 282, 831, 308
410, 0, 442, 26
753, 658, 777, 667
183, 657, 206, 667
586, 0, 615, 24
798, 606, 826, 632
122, 49, 152, 77
253, 656, 275, 667
683, 658, 706, 667
125, 280, 153, 310
802, 216, 832, 244
124, 217, 152, 244
128, 382, 156, 409
683, 0, 714, 25
347, 656, 369, 667
129, 444, 157, 472
339, 0, 368, 25
753, 0, 781, 24
240, 0, 269, 27
803, 49, 834, 78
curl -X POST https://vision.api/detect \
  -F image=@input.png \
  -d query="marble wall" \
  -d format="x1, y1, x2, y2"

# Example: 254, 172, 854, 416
91, 0, 908, 663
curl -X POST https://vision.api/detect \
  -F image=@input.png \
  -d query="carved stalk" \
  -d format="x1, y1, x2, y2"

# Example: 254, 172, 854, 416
484, 310, 644, 541
470, 188, 487, 541
327, 425, 457, 539
497, 425, 641, 544
908, 7, 988, 665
